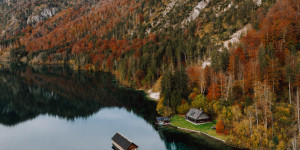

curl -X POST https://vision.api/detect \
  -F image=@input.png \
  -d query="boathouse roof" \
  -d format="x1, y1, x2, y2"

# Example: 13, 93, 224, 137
112, 132, 138, 150
156, 116, 170, 122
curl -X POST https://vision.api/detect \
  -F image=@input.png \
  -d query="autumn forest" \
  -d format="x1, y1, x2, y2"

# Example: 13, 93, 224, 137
0, 0, 299, 149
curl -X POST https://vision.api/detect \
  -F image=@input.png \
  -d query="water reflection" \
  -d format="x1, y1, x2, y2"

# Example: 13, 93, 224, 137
0, 64, 237, 150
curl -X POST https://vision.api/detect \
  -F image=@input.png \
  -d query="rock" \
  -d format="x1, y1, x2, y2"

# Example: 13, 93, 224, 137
27, 7, 58, 24
29, 52, 45, 64
21, 57, 28, 63
0, 51, 10, 62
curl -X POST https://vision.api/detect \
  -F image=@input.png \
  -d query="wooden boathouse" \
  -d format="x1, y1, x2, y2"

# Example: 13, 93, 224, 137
156, 116, 170, 125
111, 132, 138, 150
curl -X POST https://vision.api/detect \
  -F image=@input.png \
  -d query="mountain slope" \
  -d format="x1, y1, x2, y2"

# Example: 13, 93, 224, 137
0, 0, 299, 149
1, 0, 276, 71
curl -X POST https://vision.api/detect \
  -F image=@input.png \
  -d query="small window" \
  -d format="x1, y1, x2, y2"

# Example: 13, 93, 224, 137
190, 112, 195, 116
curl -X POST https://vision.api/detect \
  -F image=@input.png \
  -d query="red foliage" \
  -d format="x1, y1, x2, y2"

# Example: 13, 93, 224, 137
148, 33, 157, 42
207, 83, 221, 101
234, 47, 247, 65
137, 14, 144, 23
216, 120, 225, 134
223, 128, 229, 135
188, 92, 197, 100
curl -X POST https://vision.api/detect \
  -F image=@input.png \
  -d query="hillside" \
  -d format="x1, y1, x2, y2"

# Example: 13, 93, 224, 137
0, 0, 299, 149
1, 0, 278, 82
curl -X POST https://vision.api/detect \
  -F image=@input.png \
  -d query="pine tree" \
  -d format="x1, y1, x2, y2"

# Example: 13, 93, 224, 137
161, 70, 173, 107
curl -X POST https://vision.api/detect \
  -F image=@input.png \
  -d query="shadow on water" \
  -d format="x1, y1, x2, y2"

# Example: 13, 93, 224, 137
0, 63, 238, 150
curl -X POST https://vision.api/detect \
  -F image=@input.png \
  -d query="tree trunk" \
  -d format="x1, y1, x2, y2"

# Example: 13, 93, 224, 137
249, 112, 252, 135
297, 86, 299, 135
226, 75, 232, 101
200, 71, 205, 95
183, 51, 187, 63
292, 136, 297, 150
255, 101, 259, 128
289, 78, 292, 104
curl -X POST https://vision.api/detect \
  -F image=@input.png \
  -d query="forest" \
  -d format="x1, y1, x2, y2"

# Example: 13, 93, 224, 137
158, 0, 299, 148
0, 0, 299, 149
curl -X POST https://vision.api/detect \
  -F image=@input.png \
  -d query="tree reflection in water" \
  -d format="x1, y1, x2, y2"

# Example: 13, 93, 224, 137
0, 64, 238, 150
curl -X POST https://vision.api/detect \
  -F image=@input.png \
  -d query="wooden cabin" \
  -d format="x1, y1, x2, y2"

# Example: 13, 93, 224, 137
156, 117, 170, 125
186, 108, 209, 123
112, 132, 138, 150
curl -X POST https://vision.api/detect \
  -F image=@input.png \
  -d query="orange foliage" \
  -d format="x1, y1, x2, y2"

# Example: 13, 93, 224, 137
216, 120, 225, 134
207, 83, 221, 101
181, 99, 187, 105
223, 128, 229, 135
188, 92, 197, 100
187, 65, 201, 85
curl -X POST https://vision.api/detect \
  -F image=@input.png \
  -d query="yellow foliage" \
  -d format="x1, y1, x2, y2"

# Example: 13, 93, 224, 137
177, 103, 190, 114
222, 22, 229, 29
151, 76, 162, 92
156, 97, 165, 115
212, 101, 221, 114
203, 23, 213, 33
269, 140, 275, 148
276, 141, 285, 150
156, 97, 173, 116
73, 65, 79, 71
69, 59, 75, 65
231, 105, 242, 122
250, 130, 260, 147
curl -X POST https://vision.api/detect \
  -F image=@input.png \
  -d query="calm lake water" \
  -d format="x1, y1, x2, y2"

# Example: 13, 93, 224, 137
0, 64, 237, 150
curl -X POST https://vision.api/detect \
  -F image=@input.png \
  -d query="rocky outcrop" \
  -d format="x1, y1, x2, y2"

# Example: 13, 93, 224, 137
29, 52, 46, 64
181, 0, 210, 26
27, 8, 58, 24
0, 0, 14, 5
0, 51, 10, 62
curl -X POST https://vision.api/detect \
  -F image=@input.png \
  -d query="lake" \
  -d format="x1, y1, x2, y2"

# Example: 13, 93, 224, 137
0, 64, 237, 150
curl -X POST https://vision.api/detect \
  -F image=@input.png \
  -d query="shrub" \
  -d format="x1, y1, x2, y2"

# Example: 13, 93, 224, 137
188, 92, 197, 100
191, 94, 206, 109
10, 47, 27, 62
177, 103, 190, 114
216, 120, 225, 134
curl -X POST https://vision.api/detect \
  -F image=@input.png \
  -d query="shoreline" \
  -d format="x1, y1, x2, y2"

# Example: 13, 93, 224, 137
169, 125, 226, 143
0, 61, 240, 149
142, 91, 243, 149
172, 125, 246, 150
142, 90, 233, 147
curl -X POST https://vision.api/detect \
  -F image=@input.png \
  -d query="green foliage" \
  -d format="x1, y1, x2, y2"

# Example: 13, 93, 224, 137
156, 97, 174, 116
191, 94, 206, 109
171, 115, 228, 141
244, 96, 253, 106
272, 136, 279, 146
177, 103, 190, 114
273, 104, 293, 126
161, 70, 173, 106
9, 46, 27, 62
161, 68, 188, 111
211, 50, 229, 72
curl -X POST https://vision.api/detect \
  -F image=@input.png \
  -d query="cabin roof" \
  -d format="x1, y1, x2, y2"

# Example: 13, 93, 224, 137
186, 108, 209, 120
112, 132, 137, 150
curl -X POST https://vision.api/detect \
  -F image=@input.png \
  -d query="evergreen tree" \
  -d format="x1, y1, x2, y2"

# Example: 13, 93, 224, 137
161, 70, 173, 107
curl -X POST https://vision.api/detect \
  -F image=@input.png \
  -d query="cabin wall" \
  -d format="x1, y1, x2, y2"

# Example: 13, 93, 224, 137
128, 144, 138, 150
186, 116, 210, 123
112, 141, 124, 150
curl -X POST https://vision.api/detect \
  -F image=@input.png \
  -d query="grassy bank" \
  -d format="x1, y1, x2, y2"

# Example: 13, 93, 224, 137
170, 115, 228, 141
